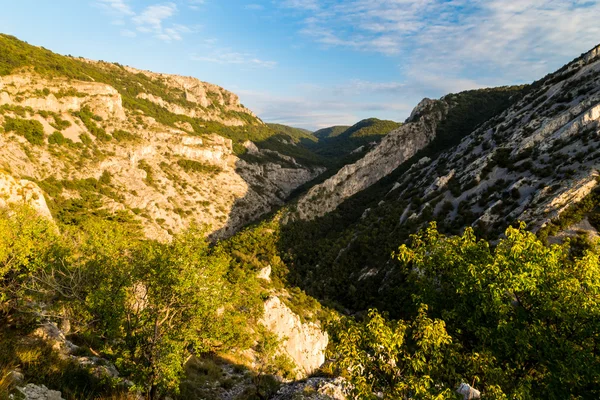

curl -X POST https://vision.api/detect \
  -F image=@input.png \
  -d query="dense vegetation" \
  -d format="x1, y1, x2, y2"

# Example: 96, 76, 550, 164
280, 86, 525, 313
0, 205, 281, 399
329, 224, 600, 399
305, 118, 401, 160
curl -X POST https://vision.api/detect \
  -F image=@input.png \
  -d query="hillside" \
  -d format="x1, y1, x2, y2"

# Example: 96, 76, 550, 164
280, 44, 600, 313
3, 31, 600, 400
0, 34, 327, 240
306, 118, 401, 160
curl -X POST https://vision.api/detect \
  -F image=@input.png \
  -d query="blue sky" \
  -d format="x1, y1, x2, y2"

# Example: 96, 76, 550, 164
1, 0, 600, 130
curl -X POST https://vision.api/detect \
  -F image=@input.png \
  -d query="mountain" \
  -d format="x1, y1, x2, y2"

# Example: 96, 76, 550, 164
279, 43, 600, 314
287, 88, 522, 221
0, 34, 326, 240
4, 31, 600, 400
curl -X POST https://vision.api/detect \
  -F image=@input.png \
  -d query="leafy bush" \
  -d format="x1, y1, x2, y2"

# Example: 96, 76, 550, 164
112, 129, 139, 142
3, 116, 45, 145
47, 131, 66, 145
176, 159, 222, 175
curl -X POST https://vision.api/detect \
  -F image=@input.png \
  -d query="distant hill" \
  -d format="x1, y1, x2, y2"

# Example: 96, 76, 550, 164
313, 125, 350, 139
305, 118, 401, 161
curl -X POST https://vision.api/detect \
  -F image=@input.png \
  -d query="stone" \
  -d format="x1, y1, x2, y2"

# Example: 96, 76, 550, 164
456, 383, 481, 400
17, 384, 64, 400
261, 296, 328, 378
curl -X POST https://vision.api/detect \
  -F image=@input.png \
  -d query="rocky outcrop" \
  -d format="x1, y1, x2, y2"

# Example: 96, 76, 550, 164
261, 296, 328, 378
0, 172, 52, 219
273, 377, 348, 400
17, 384, 64, 400
290, 99, 448, 221
123, 64, 259, 126
0, 71, 321, 240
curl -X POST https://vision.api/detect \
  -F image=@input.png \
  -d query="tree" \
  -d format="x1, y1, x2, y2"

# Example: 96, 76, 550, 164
329, 305, 456, 399
0, 205, 57, 318
395, 223, 600, 398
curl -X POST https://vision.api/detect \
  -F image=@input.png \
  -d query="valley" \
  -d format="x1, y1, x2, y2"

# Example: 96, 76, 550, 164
1, 32, 600, 400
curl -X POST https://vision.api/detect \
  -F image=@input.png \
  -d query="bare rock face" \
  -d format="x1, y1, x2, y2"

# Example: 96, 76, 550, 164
0, 172, 52, 219
273, 377, 348, 400
17, 384, 64, 400
290, 100, 447, 221
261, 296, 328, 378
0, 70, 321, 240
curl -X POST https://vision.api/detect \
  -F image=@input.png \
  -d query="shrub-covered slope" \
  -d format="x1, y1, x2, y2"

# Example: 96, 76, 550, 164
280, 43, 600, 315
0, 34, 328, 239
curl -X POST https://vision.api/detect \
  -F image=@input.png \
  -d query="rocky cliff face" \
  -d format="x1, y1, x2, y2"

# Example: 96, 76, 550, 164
0, 70, 321, 240
121, 63, 258, 127
261, 296, 328, 378
289, 99, 448, 221
0, 172, 52, 219
380, 44, 600, 234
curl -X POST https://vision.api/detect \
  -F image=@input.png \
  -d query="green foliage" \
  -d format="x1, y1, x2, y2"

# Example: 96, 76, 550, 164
3, 116, 45, 145
176, 159, 222, 175
306, 118, 401, 160
112, 129, 139, 143
0, 205, 57, 315
313, 125, 350, 139
330, 306, 455, 399
0, 206, 263, 399
47, 131, 66, 145
72, 106, 111, 142
391, 223, 600, 398
266, 123, 316, 142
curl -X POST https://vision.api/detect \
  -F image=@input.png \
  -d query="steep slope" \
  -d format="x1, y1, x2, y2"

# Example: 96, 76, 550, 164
0, 34, 324, 239
279, 43, 600, 314
288, 89, 520, 221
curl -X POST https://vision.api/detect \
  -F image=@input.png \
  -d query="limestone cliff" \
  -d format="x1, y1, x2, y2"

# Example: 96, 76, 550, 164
0, 70, 321, 240
289, 99, 448, 221
261, 296, 328, 378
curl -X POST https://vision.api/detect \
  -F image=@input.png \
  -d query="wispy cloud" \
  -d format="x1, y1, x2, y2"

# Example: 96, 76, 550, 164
281, 0, 600, 84
191, 50, 277, 69
97, 1, 194, 42
96, 0, 134, 16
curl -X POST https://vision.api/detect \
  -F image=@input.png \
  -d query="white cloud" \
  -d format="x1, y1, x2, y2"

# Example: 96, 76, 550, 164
191, 51, 277, 68
96, 1, 196, 42
282, 0, 600, 84
133, 3, 177, 31
245, 4, 264, 10
96, 0, 134, 16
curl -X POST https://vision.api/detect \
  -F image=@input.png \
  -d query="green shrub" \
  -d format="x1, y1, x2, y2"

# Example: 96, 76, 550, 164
177, 159, 223, 175
112, 129, 139, 142
48, 131, 66, 145
3, 117, 45, 145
